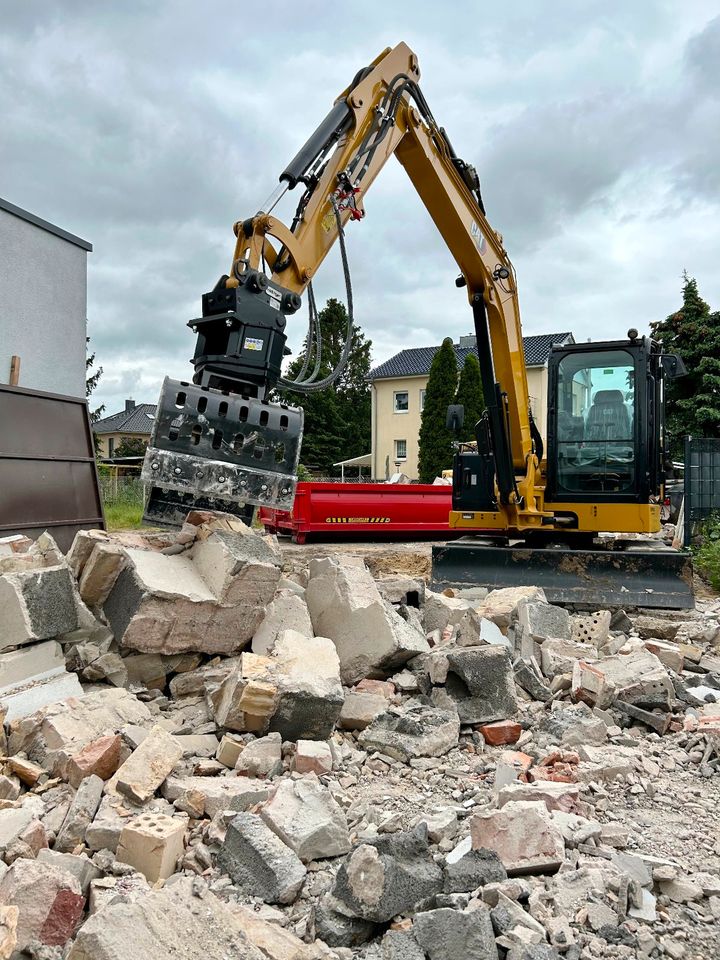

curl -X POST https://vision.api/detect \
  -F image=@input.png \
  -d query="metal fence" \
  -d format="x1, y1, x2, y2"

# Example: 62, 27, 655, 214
99, 475, 145, 507
684, 437, 720, 546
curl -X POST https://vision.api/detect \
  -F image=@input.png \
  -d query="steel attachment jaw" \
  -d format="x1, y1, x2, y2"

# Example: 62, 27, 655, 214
141, 377, 303, 525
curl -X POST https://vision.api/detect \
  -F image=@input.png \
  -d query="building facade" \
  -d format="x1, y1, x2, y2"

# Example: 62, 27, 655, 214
367, 332, 574, 479
93, 400, 156, 458
0, 197, 91, 398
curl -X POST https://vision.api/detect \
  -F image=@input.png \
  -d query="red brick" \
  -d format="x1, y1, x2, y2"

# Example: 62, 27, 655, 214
67, 734, 122, 788
478, 720, 522, 746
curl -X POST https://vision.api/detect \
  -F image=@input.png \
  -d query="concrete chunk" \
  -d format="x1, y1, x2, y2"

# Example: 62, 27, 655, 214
339, 690, 388, 730
104, 533, 280, 655
517, 599, 571, 643
8, 687, 153, 777
426, 645, 518, 724
68, 878, 268, 960
55, 774, 104, 852
260, 778, 350, 862
0, 565, 79, 650
252, 590, 313, 656
476, 587, 546, 631
470, 800, 565, 875
0, 858, 84, 952
359, 703, 460, 761
572, 648, 673, 709
162, 775, 271, 818
106, 724, 183, 803
306, 556, 429, 685
218, 812, 307, 904
78, 542, 126, 607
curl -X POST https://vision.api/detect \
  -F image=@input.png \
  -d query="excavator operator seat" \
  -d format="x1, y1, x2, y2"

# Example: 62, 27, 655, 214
585, 389, 631, 443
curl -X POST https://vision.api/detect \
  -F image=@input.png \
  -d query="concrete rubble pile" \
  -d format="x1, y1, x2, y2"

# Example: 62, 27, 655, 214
0, 518, 719, 959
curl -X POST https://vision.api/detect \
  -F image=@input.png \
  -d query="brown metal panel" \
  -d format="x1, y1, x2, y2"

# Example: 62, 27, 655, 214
0, 383, 105, 551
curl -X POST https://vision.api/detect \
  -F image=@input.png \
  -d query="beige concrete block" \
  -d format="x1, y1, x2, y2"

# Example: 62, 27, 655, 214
116, 812, 187, 883
78, 543, 126, 607
216, 736, 243, 769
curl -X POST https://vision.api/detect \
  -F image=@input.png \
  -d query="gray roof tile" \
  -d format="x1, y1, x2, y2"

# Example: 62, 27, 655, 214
93, 403, 157, 435
367, 332, 574, 381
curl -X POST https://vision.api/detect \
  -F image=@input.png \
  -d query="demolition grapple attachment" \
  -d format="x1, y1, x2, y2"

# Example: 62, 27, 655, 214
142, 270, 304, 526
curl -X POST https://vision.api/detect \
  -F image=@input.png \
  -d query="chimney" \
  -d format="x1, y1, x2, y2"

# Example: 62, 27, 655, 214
125, 399, 136, 413
458, 334, 477, 349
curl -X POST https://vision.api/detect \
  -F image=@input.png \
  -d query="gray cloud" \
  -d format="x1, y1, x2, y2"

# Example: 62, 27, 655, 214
1, 1, 719, 417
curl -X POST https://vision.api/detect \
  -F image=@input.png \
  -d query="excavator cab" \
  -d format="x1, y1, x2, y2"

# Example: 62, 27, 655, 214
545, 333, 667, 508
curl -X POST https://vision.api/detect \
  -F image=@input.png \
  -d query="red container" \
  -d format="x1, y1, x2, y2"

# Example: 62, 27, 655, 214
258, 482, 453, 543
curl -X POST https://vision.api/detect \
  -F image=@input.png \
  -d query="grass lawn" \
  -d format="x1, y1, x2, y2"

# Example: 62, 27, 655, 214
104, 501, 144, 531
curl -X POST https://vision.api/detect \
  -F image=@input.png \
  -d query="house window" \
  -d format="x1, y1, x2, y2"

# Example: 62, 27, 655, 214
108, 437, 114, 457
395, 439, 407, 461
420, 389, 426, 411
394, 391, 409, 412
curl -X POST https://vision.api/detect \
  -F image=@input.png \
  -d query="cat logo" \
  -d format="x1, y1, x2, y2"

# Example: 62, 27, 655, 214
325, 517, 391, 524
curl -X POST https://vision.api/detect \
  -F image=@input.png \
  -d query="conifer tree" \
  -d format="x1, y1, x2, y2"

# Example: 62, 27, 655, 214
418, 338, 458, 482
455, 351, 484, 443
651, 273, 720, 456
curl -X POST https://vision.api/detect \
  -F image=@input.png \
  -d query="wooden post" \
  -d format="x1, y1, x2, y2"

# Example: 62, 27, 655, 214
9, 355, 20, 386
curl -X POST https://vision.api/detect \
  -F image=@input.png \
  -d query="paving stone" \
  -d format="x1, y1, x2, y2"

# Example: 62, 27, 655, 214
306, 555, 429, 684
216, 735, 244, 769
260, 777, 350, 862
117, 811, 187, 882
218, 812, 307, 904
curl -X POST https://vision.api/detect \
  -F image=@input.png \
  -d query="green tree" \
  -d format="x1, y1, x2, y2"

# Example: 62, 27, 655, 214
281, 298, 372, 473
86, 336, 105, 455
650, 273, 720, 457
455, 352, 484, 443
115, 437, 148, 458
418, 337, 458, 482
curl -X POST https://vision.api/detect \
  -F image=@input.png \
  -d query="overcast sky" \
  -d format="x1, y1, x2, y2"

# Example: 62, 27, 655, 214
2, 1, 719, 416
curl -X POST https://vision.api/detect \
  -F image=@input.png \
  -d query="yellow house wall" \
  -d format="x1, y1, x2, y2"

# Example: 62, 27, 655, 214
371, 365, 550, 480
96, 432, 150, 458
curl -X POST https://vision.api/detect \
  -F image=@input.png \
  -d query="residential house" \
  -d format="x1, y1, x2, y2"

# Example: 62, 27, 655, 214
0, 196, 91, 398
367, 332, 574, 479
93, 399, 156, 458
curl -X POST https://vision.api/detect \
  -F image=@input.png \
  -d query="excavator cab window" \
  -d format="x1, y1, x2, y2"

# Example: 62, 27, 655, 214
553, 349, 636, 495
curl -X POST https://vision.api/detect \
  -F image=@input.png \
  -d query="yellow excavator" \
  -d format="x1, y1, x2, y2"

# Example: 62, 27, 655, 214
142, 42, 690, 608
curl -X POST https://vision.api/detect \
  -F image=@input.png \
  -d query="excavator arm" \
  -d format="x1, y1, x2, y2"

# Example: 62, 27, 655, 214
143, 42, 546, 529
